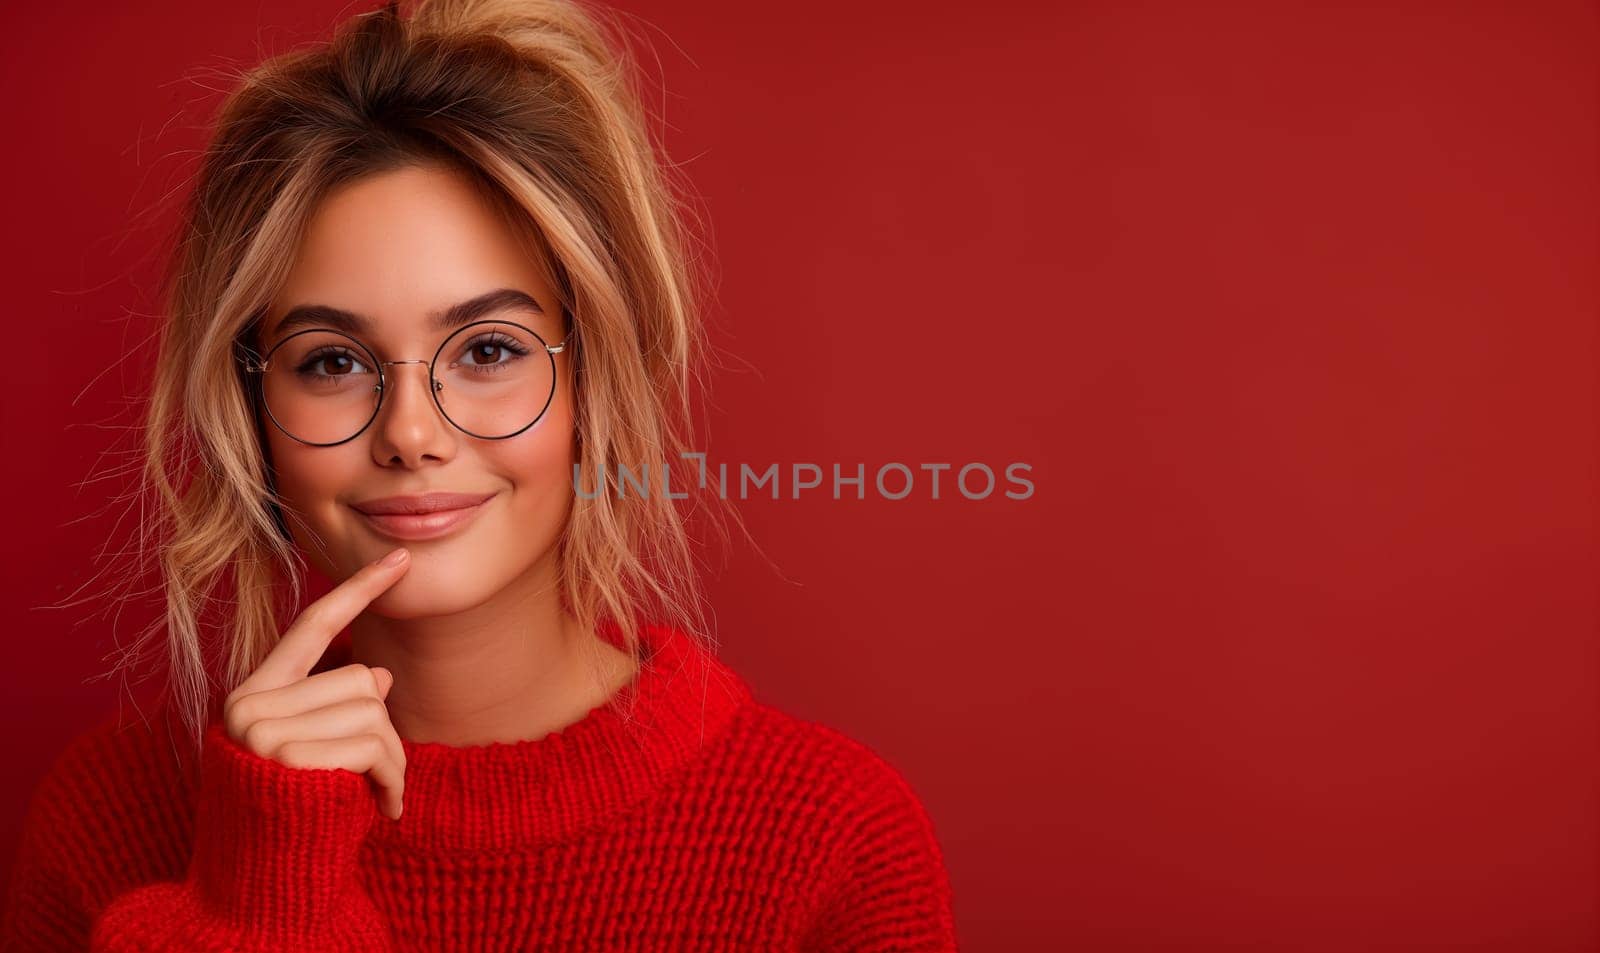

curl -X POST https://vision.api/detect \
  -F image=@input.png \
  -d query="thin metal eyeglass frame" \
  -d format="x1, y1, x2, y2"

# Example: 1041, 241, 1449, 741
240, 318, 571, 447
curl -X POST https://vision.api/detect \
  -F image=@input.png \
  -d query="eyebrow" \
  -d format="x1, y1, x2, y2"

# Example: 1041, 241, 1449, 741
265, 288, 547, 343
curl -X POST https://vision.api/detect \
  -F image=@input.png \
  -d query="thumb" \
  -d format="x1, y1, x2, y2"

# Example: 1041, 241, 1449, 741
372, 666, 394, 699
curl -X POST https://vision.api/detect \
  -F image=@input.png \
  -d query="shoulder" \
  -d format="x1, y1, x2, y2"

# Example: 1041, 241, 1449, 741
25, 700, 199, 810
10, 701, 200, 902
726, 697, 936, 786
715, 697, 951, 852
713, 700, 959, 948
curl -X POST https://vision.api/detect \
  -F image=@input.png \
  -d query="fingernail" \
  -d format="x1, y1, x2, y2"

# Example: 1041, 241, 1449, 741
378, 548, 409, 567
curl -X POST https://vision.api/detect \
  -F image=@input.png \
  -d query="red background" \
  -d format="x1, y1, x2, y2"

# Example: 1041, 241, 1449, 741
2, 2, 1594, 950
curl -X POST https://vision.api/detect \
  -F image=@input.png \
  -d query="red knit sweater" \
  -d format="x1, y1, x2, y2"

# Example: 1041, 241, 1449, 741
0, 623, 958, 951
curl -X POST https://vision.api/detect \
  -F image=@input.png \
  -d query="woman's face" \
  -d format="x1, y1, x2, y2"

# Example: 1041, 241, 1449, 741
260, 163, 574, 618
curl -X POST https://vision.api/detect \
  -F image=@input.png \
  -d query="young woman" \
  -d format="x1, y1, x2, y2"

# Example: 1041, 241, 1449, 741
0, 1, 958, 950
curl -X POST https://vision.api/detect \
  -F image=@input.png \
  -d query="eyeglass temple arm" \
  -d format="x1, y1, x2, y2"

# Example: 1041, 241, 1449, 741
548, 317, 574, 352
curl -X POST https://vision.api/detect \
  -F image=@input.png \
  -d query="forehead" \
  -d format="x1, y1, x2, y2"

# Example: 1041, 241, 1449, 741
265, 163, 559, 345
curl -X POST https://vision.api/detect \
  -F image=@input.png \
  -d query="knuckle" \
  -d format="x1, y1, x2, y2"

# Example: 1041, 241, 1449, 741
239, 720, 270, 757
336, 663, 376, 694
226, 692, 260, 727
222, 702, 245, 738
361, 733, 387, 762
223, 709, 247, 741
340, 664, 375, 695
222, 688, 252, 727
275, 740, 308, 769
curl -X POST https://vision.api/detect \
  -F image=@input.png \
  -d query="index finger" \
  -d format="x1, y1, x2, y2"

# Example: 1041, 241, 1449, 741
243, 547, 411, 693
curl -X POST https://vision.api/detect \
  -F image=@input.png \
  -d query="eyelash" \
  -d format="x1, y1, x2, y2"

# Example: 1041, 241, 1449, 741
293, 333, 533, 379
452, 332, 531, 374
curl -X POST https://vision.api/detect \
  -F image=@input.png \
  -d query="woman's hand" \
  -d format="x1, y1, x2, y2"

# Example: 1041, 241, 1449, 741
221, 546, 412, 820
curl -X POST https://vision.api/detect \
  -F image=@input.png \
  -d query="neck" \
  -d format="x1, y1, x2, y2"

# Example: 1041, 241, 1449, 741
346, 549, 637, 747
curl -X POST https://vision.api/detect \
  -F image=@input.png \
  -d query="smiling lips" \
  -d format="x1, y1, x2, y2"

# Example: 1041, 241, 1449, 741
351, 491, 497, 541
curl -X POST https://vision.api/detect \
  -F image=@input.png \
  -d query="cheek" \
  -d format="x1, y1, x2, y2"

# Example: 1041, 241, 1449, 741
262, 430, 366, 573
490, 386, 578, 541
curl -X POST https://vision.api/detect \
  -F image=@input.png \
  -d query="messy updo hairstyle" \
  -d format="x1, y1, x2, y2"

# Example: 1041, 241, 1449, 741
90, 0, 735, 749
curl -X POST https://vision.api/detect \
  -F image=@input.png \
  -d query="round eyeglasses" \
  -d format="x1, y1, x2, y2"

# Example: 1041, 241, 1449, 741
240, 319, 570, 446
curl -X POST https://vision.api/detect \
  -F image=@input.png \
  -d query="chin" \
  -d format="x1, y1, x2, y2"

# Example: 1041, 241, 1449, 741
365, 568, 500, 619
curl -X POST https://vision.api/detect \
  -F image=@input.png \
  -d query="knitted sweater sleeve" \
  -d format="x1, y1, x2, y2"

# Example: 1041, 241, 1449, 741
802, 755, 961, 953
2, 720, 394, 952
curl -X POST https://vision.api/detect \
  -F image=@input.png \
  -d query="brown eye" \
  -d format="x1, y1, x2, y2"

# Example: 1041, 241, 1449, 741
454, 332, 530, 372
295, 347, 370, 379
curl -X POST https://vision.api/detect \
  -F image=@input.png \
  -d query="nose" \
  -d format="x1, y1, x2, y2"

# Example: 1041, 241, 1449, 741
368, 359, 456, 468
380, 360, 440, 396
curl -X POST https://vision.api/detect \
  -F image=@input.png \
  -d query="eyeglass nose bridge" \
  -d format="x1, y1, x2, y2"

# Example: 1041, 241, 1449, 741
376, 358, 444, 395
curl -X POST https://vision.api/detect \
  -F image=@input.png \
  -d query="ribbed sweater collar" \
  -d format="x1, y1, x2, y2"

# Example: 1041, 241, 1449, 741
202, 622, 752, 854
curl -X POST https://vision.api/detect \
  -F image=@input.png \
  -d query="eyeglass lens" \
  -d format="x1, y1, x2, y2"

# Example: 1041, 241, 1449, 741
257, 321, 556, 444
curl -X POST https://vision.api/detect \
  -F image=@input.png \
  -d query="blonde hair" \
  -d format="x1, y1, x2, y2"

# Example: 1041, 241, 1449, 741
77, 0, 745, 750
